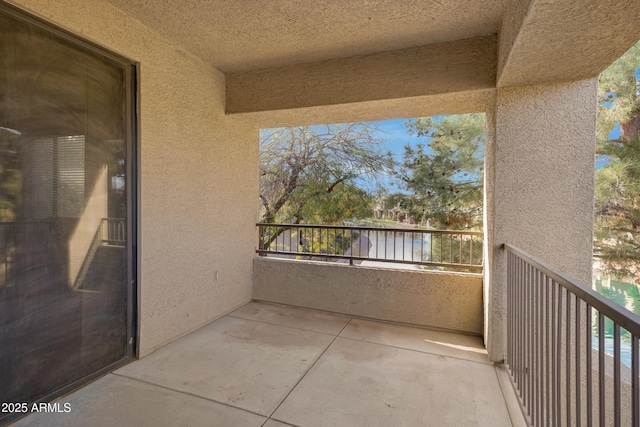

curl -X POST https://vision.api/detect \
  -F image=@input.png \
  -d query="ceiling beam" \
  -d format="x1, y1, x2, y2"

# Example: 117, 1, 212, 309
226, 36, 496, 115
228, 89, 496, 129
498, 0, 640, 88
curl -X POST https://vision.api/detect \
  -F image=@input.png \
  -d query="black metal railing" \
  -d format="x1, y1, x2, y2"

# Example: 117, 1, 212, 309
0, 223, 18, 292
72, 218, 126, 289
105, 217, 126, 244
257, 223, 483, 271
505, 244, 640, 427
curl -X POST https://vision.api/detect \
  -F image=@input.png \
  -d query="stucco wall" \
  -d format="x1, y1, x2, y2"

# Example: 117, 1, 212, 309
497, 0, 531, 83
253, 257, 484, 335
498, 0, 640, 88
8, 0, 258, 356
486, 79, 597, 362
483, 107, 497, 352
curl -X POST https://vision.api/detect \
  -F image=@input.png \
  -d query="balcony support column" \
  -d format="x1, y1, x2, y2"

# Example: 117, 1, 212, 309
484, 79, 597, 362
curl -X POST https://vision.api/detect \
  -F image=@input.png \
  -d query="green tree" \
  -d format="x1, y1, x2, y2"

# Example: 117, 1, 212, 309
393, 114, 485, 229
0, 130, 21, 222
259, 123, 392, 225
594, 41, 640, 282
298, 183, 373, 225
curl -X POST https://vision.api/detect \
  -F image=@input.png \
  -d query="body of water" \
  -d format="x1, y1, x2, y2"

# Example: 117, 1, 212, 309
592, 272, 640, 368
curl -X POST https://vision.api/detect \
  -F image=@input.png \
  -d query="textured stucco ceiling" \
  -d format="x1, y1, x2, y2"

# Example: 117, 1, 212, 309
104, 0, 507, 72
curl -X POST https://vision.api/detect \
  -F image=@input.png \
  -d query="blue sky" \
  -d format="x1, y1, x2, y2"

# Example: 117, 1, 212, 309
597, 122, 620, 169
371, 117, 427, 158
360, 117, 432, 194
310, 115, 475, 194
594, 66, 640, 168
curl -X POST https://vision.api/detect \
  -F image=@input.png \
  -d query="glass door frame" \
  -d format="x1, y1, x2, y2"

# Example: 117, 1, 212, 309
0, 0, 140, 409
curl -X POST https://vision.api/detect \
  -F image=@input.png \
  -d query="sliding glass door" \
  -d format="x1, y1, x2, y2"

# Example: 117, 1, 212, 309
0, 5, 136, 415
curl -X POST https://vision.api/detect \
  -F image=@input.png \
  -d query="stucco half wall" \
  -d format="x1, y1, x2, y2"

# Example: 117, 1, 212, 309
253, 257, 484, 335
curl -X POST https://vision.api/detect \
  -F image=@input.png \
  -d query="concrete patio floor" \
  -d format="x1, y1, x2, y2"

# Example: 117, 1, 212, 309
12, 302, 524, 426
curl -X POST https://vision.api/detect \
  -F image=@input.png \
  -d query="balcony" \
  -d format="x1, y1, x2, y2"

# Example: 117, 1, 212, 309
11, 301, 523, 427
254, 224, 484, 335
3, 1, 640, 426
9, 243, 640, 426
